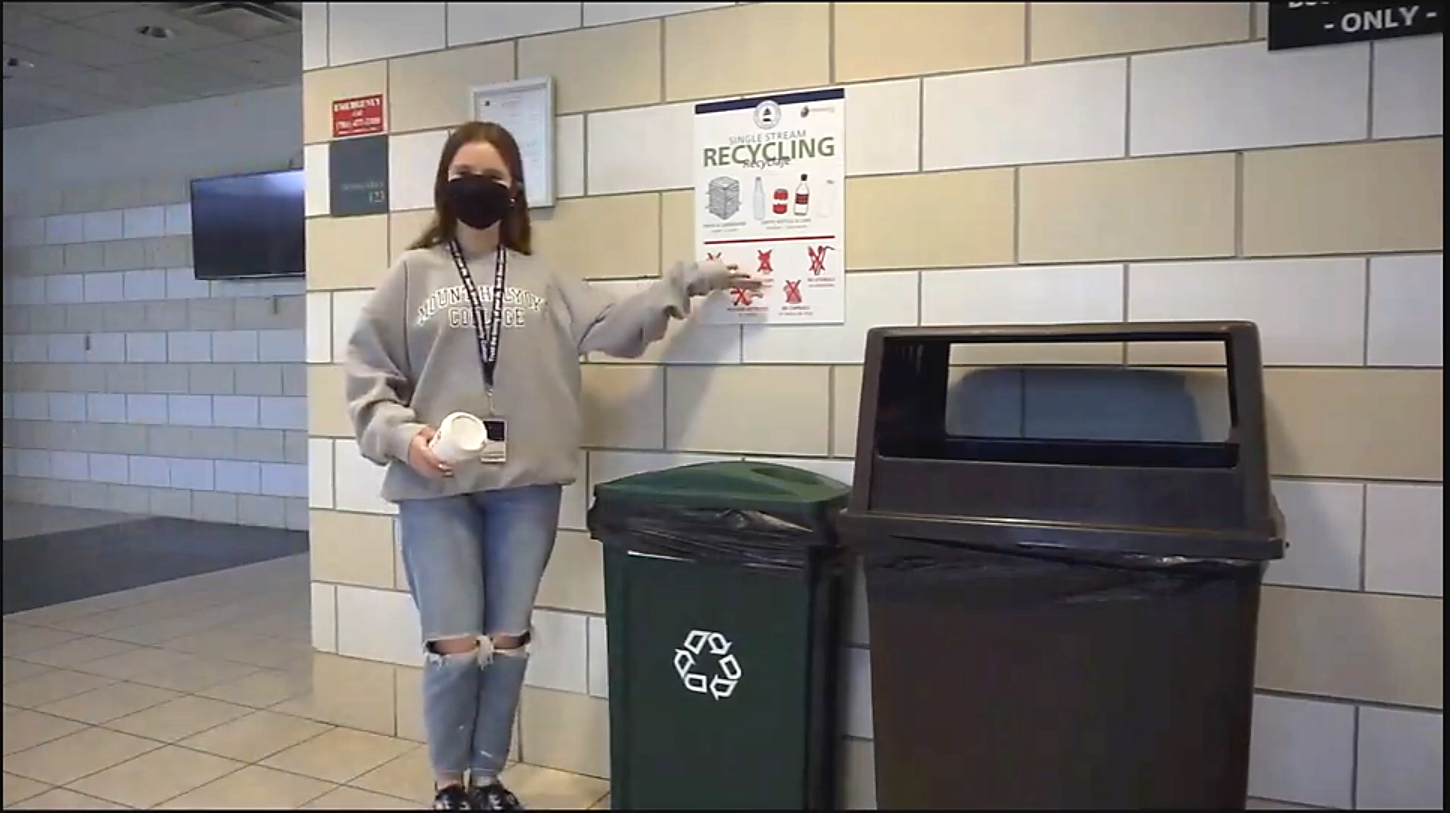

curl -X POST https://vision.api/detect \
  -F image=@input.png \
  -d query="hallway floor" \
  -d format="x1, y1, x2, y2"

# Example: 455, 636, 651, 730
3, 554, 611, 810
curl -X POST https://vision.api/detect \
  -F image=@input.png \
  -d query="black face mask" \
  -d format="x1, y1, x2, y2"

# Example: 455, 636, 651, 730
445, 175, 513, 230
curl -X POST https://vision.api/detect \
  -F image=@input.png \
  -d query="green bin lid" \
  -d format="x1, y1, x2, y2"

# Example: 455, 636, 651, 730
592, 461, 850, 513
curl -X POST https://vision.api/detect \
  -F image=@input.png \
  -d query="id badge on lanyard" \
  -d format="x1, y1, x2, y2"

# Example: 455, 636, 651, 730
448, 241, 509, 464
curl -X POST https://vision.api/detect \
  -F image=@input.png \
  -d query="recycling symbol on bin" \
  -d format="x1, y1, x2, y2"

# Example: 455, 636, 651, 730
673, 629, 742, 700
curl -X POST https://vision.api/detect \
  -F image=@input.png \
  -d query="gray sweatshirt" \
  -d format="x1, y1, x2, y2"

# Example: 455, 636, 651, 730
344, 245, 694, 503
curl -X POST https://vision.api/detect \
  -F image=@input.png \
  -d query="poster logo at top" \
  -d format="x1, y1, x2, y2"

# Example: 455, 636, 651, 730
753, 100, 782, 130
331, 94, 385, 139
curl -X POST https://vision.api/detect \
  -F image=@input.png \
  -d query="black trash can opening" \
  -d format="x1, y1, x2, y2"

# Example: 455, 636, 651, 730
588, 461, 851, 811
841, 322, 1286, 811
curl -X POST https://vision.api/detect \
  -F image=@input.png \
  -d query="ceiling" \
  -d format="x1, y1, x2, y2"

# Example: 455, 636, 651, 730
3, 1, 301, 130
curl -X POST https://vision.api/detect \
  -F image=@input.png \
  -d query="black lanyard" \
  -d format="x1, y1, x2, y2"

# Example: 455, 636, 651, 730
447, 240, 507, 390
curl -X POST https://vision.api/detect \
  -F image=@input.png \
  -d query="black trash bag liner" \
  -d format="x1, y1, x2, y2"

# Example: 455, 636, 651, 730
588, 499, 841, 574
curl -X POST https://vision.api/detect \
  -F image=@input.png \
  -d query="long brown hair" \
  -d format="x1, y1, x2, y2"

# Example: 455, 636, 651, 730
408, 121, 533, 254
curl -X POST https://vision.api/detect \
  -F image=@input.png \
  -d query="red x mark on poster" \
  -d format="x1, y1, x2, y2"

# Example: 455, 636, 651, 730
807, 245, 834, 275
783, 280, 803, 304
756, 249, 774, 275
731, 287, 756, 307
706, 252, 722, 262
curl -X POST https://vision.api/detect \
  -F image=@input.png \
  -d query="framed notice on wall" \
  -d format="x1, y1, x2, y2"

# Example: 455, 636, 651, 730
469, 77, 556, 209
1267, 2, 1444, 51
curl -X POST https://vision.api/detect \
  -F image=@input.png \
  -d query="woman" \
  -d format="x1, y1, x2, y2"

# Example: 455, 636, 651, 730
343, 121, 759, 810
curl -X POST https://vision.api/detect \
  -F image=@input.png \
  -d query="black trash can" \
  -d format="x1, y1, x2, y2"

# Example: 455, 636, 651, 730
839, 321, 1286, 810
587, 461, 851, 810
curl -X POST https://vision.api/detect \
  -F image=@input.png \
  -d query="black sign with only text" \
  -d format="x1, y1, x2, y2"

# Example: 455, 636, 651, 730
329, 135, 390, 217
1268, 2, 1444, 50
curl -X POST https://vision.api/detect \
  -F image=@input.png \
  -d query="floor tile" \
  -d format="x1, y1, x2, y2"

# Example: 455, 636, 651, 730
69, 744, 244, 808
7, 787, 129, 809
498, 763, 611, 810
15, 637, 139, 669
36, 681, 180, 724
2, 726, 161, 785
349, 745, 433, 804
2, 658, 54, 686
305, 785, 422, 809
2, 709, 89, 755
155, 764, 336, 809
2, 772, 52, 807
593, 793, 611, 809
181, 709, 333, 762
1, 625, 79, 657
75, 645, 198, 681
104, 694, 252, 742
261, 728, 415, 784
198, 667, 312, 708
125, 652, 261, 692
2, 669, 116, 708
102, 614, 230, 645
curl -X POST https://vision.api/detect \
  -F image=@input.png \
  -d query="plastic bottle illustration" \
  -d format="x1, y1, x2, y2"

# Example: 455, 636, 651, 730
819, 179, 837, 219
793, 173, 811, 216
752, 177, 766, 221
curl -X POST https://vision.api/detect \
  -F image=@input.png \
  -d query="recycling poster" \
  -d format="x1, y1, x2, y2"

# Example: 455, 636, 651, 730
693, 89, 846, 325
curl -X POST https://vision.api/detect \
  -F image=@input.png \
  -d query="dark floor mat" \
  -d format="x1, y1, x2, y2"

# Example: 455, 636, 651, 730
3, 517, 308, 615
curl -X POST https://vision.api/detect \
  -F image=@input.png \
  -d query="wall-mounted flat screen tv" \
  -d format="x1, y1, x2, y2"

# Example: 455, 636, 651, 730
190, 169, 305, 280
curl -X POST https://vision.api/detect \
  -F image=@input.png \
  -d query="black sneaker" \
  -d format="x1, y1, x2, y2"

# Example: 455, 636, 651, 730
469, 781, 525, 810
434, 784, 475, 810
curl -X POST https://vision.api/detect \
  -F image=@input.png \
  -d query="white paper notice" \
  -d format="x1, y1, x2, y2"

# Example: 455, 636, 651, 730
471, 78, 555, 208
693, 88, 847, 325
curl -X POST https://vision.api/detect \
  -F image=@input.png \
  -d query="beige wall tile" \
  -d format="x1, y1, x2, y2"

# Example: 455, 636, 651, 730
308, 365, 352, 438
306, 652, 397, 736
310, 510, 396, 589
839, 737, 877, 810
533, 194, 661, 279
536, 530, 606, 615
833, 365, 863, 458
519, 686, 611, 779
1031, 3, 1253, 62
659, 190, 693, 276
306, 216, 391, 291
1243, 139, 1444, 257
394, 665, 424, 743
664, 3, 830, 101
388, 42, 515, 133
846, 170, 1015, 270
1257, 587, 1443, 710
388, 210, 435, 259
835, 2, 1026, 83
1020, 154, 1237, 263
1265, 368, 1442, 482
580, 364, 667, 449
303, 62, 390, 144
666, 366, 831, 455
518, 21, 662, 114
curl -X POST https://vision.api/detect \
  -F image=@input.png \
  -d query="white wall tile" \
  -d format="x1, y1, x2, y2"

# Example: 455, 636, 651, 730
12, 393, 48, 421
213, 395, 261, 428
583, 2, 731, 26
302, 1, 329, 71
259, 329, 305, 363
304, 143, 331, 217
45, 214, 84, 244
449, 1, 581, 46
11, 335, 47, 363
1356, 705, 1444, 810
126, 394, 170, 425
50, 451, 90, 481
924, 59, 1126, 171
306, 292, 334, 363
587, 615, 608, 698
10, 277, 45, 306
213, 330, 260, 363
82, 210, 124, 242
168, 458, 215, 491
122, 206, 165, 239
1364, 483, 1443, 598
125, 332, 169, 363
122, 269, 167, 301
587, 102, 694, 195
921, 264, 1125, 326
216, 460, 262, 494
49, 334, 87, 363
309, 438, 335, 509
44, 274, 84, 304
335, 584, 421, 665
166, 267, 211, 299
555, 115, 586, 199
311, 582, 337, 653
331, 289, 372, 357
11, 217, 46, 246
1367, 253, 1443, 367
527, 609, 590, 694
1, 449, 13, 477
1130, 42, 1369, 156
84, 272, 125, 303
1127, 258, 1367, 366
168, 395, 213, 427
48, 393, 88, 423
389, 129, 449, 211
164, 203, 191, 236
87, 394, 127, 424
560, 450, 588, 531
129, 455, 171, 488
1266, 480, 1364, 591
741, 270, 918, 364
168, 331, 213, 362
846, 78, 921, 176
329, 2, 446, 66
333, 439, 398, 515
88, 453, 130, 484
14, 450, 50, 479
260, 396, 308, 430
1248, 694, 1356, 809
86, 334, 126, 364
1372, 35, 1444, 139
261, 462, 309, 498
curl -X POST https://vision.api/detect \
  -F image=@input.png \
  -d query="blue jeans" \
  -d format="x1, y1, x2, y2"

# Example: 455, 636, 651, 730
398, 484, 562, 782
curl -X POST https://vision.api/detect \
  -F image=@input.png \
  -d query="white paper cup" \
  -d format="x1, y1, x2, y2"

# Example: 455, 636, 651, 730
429, 412, 486, 464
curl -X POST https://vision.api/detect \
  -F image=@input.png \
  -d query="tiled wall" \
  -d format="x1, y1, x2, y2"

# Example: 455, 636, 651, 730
303, 3, 1443, 809
3, 180, 309, 529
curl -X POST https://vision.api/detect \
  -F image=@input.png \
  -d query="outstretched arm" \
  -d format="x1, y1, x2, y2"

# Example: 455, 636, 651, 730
557, 260, 753, 358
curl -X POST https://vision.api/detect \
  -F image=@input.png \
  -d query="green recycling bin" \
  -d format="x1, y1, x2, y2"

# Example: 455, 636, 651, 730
587, 461, 850, 811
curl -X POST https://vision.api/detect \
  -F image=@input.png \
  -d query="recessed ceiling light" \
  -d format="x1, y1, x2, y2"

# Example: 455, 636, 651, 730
136, 25, 177, 39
